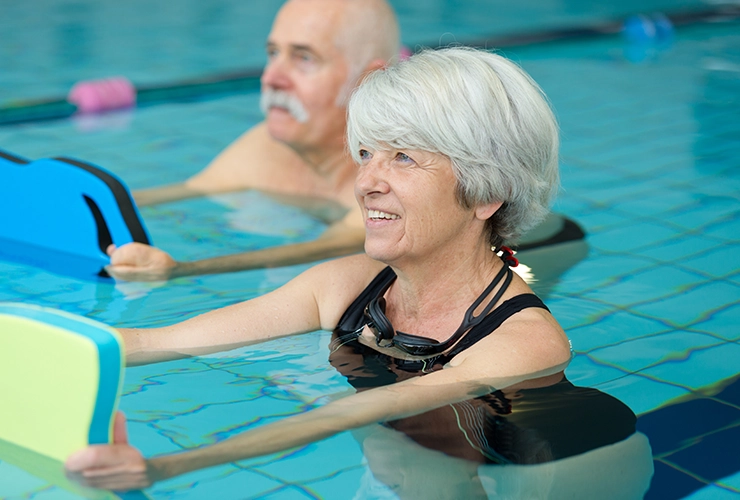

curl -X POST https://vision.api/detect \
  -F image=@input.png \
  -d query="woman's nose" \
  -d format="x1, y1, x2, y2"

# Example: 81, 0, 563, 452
355, 159, 390, 197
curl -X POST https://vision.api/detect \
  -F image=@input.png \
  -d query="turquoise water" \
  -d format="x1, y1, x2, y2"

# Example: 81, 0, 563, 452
1, 1, 739, 498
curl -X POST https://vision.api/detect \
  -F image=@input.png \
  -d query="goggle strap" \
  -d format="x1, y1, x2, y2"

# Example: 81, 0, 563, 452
368, 295, 395, 341
414, 264, 513, 353
460, 264, 513, 331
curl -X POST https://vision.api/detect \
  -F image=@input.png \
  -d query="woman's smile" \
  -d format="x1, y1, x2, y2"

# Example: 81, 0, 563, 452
367, 209, 400, 221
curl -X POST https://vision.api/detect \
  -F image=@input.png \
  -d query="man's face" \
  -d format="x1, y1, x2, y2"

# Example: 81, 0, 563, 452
261, 0, 352, 152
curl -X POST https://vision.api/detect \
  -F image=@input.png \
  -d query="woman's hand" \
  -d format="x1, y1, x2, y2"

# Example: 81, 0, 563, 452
65, 412, 157, 491
106, 242, 178, 281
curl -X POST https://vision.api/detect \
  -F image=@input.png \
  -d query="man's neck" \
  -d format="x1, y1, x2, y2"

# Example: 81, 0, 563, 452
291, 141, 357, 195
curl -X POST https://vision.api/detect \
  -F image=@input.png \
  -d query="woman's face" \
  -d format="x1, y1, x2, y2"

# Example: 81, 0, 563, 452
354, 147, 489, 266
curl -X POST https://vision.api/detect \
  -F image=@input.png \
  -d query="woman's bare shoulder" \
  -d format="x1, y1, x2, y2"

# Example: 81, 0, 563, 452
295, 254, 387, 330
449, 304, 571, 378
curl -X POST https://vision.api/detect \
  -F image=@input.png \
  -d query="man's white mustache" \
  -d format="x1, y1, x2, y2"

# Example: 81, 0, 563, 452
260, 89, 309, 123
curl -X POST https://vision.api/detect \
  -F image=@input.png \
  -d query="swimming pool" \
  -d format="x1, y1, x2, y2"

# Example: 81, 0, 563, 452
1, 1, 739, 498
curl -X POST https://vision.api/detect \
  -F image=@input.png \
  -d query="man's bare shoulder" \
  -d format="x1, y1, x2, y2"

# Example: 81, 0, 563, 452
186, 123, 303, 193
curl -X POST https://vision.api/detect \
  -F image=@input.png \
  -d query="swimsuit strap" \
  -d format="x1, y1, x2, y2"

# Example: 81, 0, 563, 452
445, 294, 549, 358
335, 266, 396, 334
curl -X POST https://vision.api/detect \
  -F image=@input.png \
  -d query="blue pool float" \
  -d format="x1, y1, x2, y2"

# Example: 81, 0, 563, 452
0, 149, 150, 278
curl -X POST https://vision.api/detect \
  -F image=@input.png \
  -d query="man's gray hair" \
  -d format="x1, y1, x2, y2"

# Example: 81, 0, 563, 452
333, 0, 400, 105
347, 47, 559, 247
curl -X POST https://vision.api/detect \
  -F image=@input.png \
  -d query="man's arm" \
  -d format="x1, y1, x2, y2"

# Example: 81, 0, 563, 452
132, 183, 203, 207
131, 126, 271, 207
106, 210, 366, 281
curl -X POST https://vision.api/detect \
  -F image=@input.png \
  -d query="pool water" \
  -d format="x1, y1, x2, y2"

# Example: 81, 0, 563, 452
1, 1, 739, 498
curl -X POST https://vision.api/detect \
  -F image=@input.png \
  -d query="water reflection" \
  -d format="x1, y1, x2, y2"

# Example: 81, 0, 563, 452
331, 338, 653, 499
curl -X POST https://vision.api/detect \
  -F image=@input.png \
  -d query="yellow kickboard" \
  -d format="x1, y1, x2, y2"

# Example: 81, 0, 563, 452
0, 303, 124, 463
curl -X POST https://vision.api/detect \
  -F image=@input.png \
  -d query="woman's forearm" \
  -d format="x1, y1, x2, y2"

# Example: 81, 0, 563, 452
148, 404, 349, 480
145, 374, 496, 481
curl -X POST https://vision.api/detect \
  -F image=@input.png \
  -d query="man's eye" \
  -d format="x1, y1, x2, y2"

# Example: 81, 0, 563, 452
295, 52, 315, 64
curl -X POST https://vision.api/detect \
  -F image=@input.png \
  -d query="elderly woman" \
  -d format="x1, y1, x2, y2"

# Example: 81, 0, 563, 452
66, 48, 640, 495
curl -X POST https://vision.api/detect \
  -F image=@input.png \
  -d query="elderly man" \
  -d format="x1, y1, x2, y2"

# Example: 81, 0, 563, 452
110, 0, 584, 281
108, 0, 400, 280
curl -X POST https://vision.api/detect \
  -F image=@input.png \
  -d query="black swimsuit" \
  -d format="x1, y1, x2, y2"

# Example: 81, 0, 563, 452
332, 264, 548, 373
328, 266, 636, 464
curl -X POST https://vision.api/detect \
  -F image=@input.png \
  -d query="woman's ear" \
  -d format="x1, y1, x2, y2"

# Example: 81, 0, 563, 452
475, 201, 503, 221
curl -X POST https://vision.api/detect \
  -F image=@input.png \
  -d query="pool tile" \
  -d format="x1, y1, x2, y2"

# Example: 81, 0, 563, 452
667, 196, 740, 230
633, 281, 740, 327
704, 216, 740, 242
663, 425, 740, 483
550, 195, 594, 217
256, 432, 364, 482
258, 486, 324, 499
679, 245, 740, 278
123, 362, 264, 410
571, 181, 658, 208
614, 190, 701, 219
589, 330, 724, 372
0, 461, 49, 496
641, 342, 740, 390
694, 177, 740, 199
640, 237, 726, 262
546, 296, 616, 330
716, 470, 740, 492
156, 465, 282, 500
617, 265, 707, 295
579, 269, 697, 308
685, 484, 740, 499
568, 311, 669, 352
644, 460, 708, 500
548, 254, 656, 294
565, 355, 631, 387
556, 165, 627, 191
715, 375, 740, 407
569, 210, 633, 232
596, 374, 691, 416
691, 302, 740, 342
588, 222, 684, 252
9, 486, 87, 500
636, 398, 740, 456
153, 398, 303, 449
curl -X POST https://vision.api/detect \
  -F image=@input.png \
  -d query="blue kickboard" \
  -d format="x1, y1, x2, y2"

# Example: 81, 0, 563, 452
0, 149, 151, 277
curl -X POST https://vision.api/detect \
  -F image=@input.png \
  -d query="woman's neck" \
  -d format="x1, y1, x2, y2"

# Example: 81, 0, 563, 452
385, 245, 505, 340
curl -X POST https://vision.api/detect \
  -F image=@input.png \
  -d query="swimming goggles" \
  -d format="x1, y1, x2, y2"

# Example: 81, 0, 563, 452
363, 249, 516, 356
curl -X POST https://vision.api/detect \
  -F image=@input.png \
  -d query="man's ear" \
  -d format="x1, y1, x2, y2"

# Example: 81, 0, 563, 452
364, 58, 388, 73
475, 202, 503, 221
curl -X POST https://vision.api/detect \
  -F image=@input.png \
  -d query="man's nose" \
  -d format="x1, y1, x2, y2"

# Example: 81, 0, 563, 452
262, 56, 291, 90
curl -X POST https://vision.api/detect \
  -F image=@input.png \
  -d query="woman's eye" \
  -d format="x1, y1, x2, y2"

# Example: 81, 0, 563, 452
395, 152, 413, 163
359, 149, 372, 161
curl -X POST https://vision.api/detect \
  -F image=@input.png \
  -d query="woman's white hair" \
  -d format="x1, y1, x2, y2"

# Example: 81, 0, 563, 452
347, 47, 559, 247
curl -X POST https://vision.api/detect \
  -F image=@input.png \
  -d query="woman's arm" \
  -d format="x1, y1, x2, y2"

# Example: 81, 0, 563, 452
119, 255, 380, 365
66, 344, 569, 490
